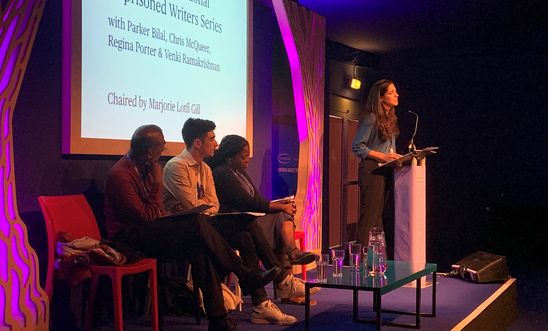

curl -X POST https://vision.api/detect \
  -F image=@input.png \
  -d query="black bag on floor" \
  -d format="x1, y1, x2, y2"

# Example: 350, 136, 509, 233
158, 274, 197, 316
451, 251, 510, 283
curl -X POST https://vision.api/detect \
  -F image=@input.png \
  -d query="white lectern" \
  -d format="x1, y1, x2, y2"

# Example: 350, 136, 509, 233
379, 147, 438, 267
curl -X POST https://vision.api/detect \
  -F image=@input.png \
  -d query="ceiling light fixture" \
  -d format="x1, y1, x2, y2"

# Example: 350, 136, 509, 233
350, 66, 361, 89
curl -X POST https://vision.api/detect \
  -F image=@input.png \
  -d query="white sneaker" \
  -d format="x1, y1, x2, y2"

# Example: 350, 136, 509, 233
251, 300, 297, 325
293, 276, 321, 295
276, 274, 306, 299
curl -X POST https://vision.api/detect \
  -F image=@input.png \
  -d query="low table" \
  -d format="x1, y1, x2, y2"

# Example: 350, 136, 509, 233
305, 260, 437, 330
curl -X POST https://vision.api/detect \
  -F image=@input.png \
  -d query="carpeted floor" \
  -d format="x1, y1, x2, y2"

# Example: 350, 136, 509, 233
93, 270, 528, 331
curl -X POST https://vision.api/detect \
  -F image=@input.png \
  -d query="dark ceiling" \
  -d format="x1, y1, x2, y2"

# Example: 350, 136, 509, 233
261, 0, 546, 54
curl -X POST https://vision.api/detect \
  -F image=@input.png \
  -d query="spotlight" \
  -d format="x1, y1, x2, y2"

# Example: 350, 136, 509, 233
350, 78, 361, 89
350, 66, 361, 89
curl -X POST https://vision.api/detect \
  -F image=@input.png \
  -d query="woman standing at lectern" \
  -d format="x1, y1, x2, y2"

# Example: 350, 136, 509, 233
352, 79, 402, 246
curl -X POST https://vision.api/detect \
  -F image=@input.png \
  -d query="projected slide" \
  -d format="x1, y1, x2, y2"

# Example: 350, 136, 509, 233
63, 0, 251, 155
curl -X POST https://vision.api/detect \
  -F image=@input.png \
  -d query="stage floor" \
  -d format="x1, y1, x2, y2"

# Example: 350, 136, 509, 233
97, 272, 517, 331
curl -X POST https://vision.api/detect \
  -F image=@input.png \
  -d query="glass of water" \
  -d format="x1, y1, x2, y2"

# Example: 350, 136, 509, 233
331, 249, 345, 277
361, 246, 368, 274
367, 243, 377, 276
315, 253, 329, 282
376, 249, 387, 275
347, 242, 362, 272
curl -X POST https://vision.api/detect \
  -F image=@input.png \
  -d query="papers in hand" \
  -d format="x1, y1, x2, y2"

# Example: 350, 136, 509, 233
160, 204, 213, 219
378, 147, 439, 167
271, 195, 295, 203
417, 146, 439, 154
214, 211, 266, 217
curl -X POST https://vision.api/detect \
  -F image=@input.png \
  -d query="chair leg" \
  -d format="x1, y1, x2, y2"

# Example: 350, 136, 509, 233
186, 263, 202, 325
149, 269, 159, 331
86, 276, 100, 331
300, 235, 307, 280
111, 276, 124, 331
193, 279, 201, 325
81, 282, 87, 329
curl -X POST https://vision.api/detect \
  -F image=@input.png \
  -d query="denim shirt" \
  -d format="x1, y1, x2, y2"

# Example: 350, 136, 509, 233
351, 113, 396, 160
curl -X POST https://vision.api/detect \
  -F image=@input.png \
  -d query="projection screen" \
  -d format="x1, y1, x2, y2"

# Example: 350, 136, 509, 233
62, 0, 253, 155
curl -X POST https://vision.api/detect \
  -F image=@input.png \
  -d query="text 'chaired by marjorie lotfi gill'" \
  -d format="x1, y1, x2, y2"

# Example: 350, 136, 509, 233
107, 92, 202, 114
106, 0, 222, 72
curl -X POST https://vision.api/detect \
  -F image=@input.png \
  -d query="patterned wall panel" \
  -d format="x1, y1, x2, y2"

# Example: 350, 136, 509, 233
1, 0, 49, 330
272, 0, 325, 251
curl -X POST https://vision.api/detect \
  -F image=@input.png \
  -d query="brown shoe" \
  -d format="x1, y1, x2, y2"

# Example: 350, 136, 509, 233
287, 248, 316, 265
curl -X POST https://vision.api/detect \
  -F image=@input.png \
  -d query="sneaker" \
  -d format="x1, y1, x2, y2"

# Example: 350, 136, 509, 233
251, 300, 297, 325
292, 276, 321, 295
275, 274, 305, 299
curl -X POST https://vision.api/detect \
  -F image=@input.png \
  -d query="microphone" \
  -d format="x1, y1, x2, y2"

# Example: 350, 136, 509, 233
408, 110, 419, 154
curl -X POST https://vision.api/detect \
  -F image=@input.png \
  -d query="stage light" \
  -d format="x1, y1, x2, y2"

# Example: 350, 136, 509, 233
350, 66, 361, 89
350, 78, 361, 89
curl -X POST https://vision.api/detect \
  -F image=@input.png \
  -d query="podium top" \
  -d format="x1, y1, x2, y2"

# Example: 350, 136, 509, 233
378, 146, 439, 168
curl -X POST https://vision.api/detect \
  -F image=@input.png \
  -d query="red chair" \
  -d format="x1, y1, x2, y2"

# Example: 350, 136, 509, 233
38, 195, 159, 331
293, 230, 308, 280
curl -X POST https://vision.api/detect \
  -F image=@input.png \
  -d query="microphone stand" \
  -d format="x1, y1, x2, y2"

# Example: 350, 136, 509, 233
408, 110, 419, 156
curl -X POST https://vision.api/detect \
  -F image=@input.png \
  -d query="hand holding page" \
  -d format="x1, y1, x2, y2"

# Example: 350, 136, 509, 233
215, 211, 266, 217
271, 195, 295, 203
417, 146, 439, 154
378, 147, 439, 168
160, 204, 213, 220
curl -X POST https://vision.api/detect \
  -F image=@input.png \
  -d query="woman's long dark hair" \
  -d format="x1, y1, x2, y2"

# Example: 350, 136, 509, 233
205, 134, 249, 169
364, 79, 399, 140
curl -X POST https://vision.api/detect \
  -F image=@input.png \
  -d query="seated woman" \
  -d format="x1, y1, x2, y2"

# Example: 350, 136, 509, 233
206, 135, 315, 273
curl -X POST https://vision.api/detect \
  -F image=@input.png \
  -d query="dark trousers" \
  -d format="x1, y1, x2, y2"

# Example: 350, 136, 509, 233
357, 159, 390, 246
117, 214, 241, 318
212, 216, 286, 306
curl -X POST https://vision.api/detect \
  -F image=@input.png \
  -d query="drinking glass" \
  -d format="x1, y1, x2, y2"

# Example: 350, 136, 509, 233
367, 243, 378, 276
361, 246, 368, 274
331, 249, 345, 277
350, 270, 361, 285
348, 242, 362, 271
315, 254, 329, 282
376, 249, 387, 275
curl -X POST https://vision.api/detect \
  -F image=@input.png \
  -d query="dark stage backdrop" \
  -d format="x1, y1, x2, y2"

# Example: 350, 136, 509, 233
322, 30, 548, 270
378, 44, 548, 269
